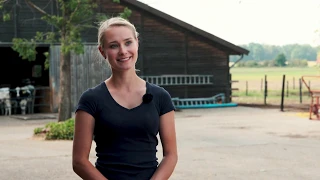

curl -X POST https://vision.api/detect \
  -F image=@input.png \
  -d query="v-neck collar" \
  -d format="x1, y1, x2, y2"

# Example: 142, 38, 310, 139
102, 81, 150, 111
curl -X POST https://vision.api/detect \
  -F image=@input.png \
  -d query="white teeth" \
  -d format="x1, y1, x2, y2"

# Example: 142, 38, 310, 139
118, 57, 130, 62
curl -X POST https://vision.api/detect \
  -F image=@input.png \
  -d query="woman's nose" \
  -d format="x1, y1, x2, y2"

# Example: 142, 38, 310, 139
118, 45, 127, 55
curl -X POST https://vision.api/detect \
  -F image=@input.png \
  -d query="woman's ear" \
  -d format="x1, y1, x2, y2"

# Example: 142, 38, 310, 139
98, 46, 106, 59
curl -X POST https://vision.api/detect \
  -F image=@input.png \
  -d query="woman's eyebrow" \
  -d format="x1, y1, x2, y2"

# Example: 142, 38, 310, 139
108, 38, 132, 44
124, 38, 133, 41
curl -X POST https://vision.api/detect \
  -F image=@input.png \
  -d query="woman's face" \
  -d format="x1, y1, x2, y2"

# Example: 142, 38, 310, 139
100, 26, 138, 72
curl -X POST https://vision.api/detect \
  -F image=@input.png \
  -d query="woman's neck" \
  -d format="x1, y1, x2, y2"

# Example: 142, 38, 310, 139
107, 69, 143, 91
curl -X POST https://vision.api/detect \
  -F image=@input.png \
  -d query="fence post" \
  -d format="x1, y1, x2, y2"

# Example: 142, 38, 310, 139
286, 80, 289, 97
246, 81, 248, 96
264, 75, 268, 105
281, 75, 285, 111
299, 78, 302, 104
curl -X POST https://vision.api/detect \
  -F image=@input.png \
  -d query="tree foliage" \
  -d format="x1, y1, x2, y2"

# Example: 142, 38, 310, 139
235, 59, 308, 68
231, 43, 319, 62
273, 53, 286, 67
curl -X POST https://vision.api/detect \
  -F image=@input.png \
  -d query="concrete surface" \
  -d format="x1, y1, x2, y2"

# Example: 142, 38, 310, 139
0, 106, 320, 180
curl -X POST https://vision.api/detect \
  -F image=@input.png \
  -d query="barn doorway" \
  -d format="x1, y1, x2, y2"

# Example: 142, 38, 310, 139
0, 46, 51, 114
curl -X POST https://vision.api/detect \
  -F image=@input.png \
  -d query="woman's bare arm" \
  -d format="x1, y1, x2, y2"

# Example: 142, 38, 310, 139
151, 110, 178, 180
72, 110, 107, 180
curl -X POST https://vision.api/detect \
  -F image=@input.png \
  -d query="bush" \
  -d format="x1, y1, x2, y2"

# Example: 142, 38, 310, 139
236, 60, 260, 67
287, 59, 308, 67
261, 60, 276, 67
34, 118, 75, 140
34, 127, 44, 135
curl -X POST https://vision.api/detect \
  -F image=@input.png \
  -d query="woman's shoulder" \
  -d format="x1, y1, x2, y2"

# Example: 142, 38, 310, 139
146, 82, 173, 101
76, 82, 106, 115
146, 82, 175, 115
147, 82, 169, 95
80, 82, 106, 99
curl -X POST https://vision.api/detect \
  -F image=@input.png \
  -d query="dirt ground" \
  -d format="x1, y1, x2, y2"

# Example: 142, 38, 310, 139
0, 106, 320, 180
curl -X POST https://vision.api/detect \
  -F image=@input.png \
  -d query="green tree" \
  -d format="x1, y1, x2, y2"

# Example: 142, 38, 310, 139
250, 43, 264, 61
235, 43, 318, 62
0, 0, 131, 121
274, 53, 287, 67
290, 44, 317, 60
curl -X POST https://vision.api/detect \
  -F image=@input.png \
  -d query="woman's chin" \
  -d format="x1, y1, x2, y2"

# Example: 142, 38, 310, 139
110, 59, 137, 72
113, 65, 136, 72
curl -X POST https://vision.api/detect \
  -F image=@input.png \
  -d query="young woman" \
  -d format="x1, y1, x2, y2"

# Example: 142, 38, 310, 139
72, 17, 178, 180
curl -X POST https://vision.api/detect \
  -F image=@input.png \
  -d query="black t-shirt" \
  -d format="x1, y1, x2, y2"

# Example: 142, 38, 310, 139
75, 81, 175, 180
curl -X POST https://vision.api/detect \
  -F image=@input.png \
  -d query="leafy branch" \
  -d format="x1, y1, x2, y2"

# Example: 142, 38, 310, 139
68, 0, 80, 23
25, 0, 49, 15
0, 0, 11, 21
12, 32, 56, 70
119, 7, 131, 19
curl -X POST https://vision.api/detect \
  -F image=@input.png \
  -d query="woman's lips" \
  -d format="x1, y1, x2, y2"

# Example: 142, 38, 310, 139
117, 57, 131, 62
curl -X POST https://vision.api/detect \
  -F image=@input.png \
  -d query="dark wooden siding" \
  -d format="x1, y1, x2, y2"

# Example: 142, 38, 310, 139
0, 0, 17, 41
186, 35, 230, 98
142, 16, 186, 75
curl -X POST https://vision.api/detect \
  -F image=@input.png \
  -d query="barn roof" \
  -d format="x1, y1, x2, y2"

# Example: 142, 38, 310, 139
121, 0, 249, 55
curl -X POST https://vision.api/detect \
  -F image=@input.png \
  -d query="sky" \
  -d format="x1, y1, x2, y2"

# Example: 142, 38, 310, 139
138, 0, 320, 47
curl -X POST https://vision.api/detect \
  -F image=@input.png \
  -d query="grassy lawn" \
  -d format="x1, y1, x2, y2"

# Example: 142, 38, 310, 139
230, 67, 320, 81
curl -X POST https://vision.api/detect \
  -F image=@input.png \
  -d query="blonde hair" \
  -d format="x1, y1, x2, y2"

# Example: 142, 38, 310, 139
98, 17, 139, 48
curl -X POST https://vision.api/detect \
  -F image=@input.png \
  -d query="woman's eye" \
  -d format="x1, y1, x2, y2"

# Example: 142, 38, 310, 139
125, 41, 132, 46
110, 44, 118, 49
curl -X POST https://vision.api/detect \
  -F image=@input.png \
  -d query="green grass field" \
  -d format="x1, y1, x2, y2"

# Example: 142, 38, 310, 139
230, 67, 320, 81
230, 67, 320, 106
231, 67, 320, 90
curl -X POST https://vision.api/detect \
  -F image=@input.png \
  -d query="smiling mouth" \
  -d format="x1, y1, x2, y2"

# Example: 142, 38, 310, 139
117, 57, 131, 62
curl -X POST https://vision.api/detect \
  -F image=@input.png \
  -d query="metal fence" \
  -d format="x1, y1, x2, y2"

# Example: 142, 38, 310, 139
0, 86, 50, 115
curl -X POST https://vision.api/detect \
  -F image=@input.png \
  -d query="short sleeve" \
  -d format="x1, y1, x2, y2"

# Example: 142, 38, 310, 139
75, 89, 97, 118
159, 88, 175, 116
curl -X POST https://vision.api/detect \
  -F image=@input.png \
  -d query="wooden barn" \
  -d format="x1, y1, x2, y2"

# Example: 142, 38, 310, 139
0, 0, 249, 114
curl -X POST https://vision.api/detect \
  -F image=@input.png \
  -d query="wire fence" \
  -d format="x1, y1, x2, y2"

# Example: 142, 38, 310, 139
231, 75, 320, 110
